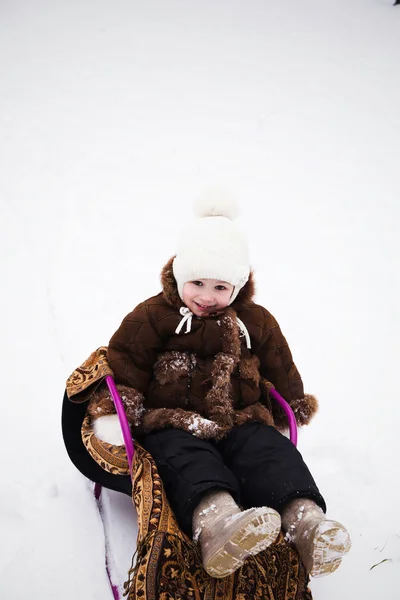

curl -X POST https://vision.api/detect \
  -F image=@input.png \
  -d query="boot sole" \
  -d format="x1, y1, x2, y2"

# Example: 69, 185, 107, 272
308, 520, 352, 578
204, 507, 281, 578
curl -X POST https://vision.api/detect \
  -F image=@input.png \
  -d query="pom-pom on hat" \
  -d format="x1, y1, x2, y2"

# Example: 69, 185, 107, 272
173, 190, 250, 305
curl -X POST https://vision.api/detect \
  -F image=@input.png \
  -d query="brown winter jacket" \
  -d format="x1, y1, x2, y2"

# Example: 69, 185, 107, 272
97, 258, 318, 440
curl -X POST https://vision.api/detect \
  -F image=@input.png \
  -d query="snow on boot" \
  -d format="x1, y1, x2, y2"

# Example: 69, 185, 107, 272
282, 498, 351, 578
192, 490, 281, 578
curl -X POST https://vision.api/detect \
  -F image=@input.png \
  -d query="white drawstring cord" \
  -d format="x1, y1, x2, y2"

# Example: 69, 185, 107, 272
175, 307, 193, 335
236, 317, 252, 349
175, 307, 251, 349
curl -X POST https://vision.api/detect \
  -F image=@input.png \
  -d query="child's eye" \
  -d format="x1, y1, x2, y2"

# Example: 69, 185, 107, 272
215, 285, 226, 291
192, 281, 203, 286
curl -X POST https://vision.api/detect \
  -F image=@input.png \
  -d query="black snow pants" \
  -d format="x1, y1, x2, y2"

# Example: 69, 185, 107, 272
139, 422, 326, 537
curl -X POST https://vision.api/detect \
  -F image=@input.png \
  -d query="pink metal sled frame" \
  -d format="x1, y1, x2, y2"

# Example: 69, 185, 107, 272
104, 376, 297, 469
95, 375, 298, 599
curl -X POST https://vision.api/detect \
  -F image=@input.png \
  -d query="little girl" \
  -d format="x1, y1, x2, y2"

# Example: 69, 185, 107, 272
90, 194, 351, 579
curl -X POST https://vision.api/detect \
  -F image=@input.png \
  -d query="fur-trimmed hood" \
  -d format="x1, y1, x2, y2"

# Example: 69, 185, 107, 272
161, 257, 256, 311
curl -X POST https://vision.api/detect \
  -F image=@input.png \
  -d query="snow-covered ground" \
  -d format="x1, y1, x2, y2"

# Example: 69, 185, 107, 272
1, 0, 399, 598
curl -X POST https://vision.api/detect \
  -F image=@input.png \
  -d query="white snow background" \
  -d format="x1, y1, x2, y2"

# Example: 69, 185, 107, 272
1, 0, 399, 598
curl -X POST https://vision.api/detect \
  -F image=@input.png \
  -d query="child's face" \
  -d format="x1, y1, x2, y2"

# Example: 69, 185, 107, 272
183, 279, 235, 317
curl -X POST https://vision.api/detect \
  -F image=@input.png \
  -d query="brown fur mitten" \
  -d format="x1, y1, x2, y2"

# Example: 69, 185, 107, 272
87, 383, 145, 428
291, 394, 319, 426
87, 386, 116, 419
142, 408, 223, 440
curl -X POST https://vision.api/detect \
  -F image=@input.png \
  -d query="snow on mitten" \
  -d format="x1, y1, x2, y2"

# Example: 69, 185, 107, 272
291, 394, 319, 426
175, 412, 223, 440
142, 408, 223, 440
87, 383, 145, 426
87, 386, 116, 419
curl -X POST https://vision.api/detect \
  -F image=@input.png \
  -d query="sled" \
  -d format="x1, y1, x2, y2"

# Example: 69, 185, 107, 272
62, 347, 312, 600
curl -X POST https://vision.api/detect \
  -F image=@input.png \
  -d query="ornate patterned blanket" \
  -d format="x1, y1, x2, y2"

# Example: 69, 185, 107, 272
69, 349, 313, 599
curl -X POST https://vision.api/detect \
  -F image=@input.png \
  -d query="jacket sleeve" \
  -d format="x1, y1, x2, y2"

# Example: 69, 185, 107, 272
107, 302, 163, 395
255, 308, 318, 426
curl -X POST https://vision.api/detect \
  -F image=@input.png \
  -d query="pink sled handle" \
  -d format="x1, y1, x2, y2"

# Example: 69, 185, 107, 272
269, 388, 298, 446
105, 376, 135, 473
105, 377, 298, 475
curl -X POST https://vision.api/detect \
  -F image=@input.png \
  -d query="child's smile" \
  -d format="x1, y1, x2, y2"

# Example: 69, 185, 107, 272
183, 279, 234, 317
194, 301, 216, 311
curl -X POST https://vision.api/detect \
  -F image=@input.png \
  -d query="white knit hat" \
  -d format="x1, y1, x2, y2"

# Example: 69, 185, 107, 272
173, 191, 250, 304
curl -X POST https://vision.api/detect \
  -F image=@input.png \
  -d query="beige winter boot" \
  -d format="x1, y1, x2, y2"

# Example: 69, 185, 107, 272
282, 499, 351, 577
192, 490, 281, 578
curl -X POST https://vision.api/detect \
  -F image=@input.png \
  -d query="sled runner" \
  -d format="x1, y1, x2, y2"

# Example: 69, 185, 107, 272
62, 347, 312, 600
